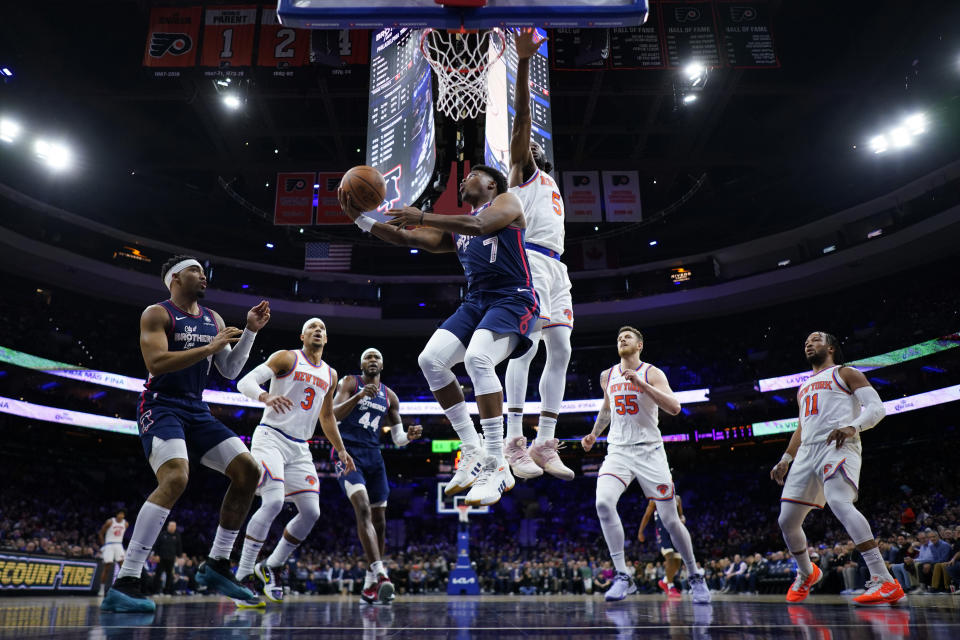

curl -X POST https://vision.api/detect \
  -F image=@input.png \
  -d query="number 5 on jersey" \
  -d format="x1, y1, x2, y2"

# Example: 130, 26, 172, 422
614, 395, 639, 415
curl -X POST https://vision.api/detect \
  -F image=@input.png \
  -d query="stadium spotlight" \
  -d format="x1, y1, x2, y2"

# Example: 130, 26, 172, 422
869, 135, 888, 154
222, 94, 242, 110
0, 118, 21, 143
684, 62, 706, 84
34, 139, 72, 171
889, 127, 911, 149
903, 113, 926, 135
682, 94, 698, 104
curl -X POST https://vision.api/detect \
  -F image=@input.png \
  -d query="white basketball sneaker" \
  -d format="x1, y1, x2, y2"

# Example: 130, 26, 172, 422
464, 456, 514, 506
529, 438, 575, 480
605, 572, 638, 601
690, 572, 712, 604
504, 436, 543, 479
445, 442, 484, 496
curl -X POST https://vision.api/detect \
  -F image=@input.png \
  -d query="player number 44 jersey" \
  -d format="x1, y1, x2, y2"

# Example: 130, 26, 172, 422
605, 363, 661, 446
261, 350, 334, 441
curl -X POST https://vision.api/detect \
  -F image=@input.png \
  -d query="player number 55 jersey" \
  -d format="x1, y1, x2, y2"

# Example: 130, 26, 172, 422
261, 350, 334, 441
797, 365, 860, 445
606, 363, 661, 446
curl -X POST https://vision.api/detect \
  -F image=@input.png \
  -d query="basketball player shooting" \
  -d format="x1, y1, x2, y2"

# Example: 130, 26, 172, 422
339, 165, 538, 508
234, 317, 355, 606
581, 326, 711, 603
101, 256, 268, 613
771, 332, 902, 606
503, 29, 576, 483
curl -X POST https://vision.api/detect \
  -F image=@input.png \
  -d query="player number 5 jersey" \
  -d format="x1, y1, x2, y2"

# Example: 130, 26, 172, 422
797, 365, 860, 445
261, 350, 334, 441
509, 169, 565, 255
606, 363, 661, 445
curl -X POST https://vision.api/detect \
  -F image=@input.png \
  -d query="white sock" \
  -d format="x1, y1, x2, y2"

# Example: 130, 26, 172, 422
236, 536, 265, 580
117, 502, 170, 580
535, 416, 557, 443
611, 551, 629, 574
364, 569, 376, 588
370, 560, 385, 577
267, 537, 299, 568
506, 412, 524, 439
480, 416, 504, 463
445, 402, 481, 449
793, 549, 814, 576
860, 546, 894, 582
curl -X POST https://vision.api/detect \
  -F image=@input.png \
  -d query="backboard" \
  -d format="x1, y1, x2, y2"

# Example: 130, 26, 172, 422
277, 0, 649, 30
437, 482, 490, 515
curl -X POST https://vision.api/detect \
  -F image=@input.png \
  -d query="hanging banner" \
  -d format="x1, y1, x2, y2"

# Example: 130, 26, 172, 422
258, 6, 311, 77
314, 171, 352, 225
200, 5, 258, 74
274, 172, 316, 226
602, 171, 642, 222
581, 238, 609, 271
561, 171, 602, 222
143, 6, 202, 74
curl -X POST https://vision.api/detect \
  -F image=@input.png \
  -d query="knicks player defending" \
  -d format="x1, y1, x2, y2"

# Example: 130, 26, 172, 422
503, 29, 575, 482
234, 318, 356, 605
333, 347, 422, 604
581, 327, 710, 603
771, 332, 902, 606
340, 165, 537, 507
101, 255, 267, 613
97, 510, 128, 596
638, 496, 684, 598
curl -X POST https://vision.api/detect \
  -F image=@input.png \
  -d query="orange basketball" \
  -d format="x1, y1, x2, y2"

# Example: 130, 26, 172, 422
340, 165, 386, 212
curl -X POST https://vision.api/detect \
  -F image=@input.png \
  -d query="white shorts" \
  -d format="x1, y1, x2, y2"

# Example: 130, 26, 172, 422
528, 250, 573, 328
781, 440, 863, 509
102, 543, 125, 564
598, 442, 674, 500
251, 425, 320, 499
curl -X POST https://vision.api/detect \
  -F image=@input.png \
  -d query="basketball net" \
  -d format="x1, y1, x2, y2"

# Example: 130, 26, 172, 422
420, 28, 506, 121
457, 504, 470, 524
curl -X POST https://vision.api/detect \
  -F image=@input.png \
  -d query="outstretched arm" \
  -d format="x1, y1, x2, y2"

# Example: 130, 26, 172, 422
339, 189, 454, 253
509, 29, 542, 187
386, 192, 525, 236
385, 388, 421, 446
317, 370, 355, 472
211, 303, 270, 380
236, 350, 296, 413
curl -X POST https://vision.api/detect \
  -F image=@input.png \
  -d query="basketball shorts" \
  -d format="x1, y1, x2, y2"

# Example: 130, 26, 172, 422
655, 521, 675, 555
137, 392, 247, 474
251, 424, 319, 499
440, 287, 539, 359
101, 543, 125, 564
781, 439, 863, 509
334, 445, 389, 507
527, 250, 573, 329
599, 442, 675, 501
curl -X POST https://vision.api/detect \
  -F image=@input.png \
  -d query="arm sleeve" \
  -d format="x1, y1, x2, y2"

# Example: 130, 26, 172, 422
390, 423, 410, 447
213, 328, 257, 380
237, 364, 274, 402
850, 386, 885, 433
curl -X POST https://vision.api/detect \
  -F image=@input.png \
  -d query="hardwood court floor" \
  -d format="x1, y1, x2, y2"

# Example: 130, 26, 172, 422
0, 593, 958, 638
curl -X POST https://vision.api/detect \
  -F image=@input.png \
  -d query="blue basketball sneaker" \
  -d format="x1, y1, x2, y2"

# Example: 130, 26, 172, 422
100, 576, 156, 613
197, 557, 255, 600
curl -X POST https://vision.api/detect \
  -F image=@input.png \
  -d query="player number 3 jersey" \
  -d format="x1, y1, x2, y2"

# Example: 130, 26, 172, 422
797, 365, 860, 445
261, 350, 334, 441
606, 363, 661, 446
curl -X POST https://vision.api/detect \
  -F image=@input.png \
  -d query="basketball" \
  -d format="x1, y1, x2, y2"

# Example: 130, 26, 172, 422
341, 165, 387, 212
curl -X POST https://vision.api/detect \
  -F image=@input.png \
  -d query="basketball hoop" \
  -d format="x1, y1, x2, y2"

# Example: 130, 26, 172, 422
420, 27, 507, 121
457, 503, 470, 524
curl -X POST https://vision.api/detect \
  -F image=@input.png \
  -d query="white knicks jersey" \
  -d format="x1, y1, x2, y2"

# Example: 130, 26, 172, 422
509, 168, 565, 255
260, 350, 334, 441
605, 363, 662, 445
797, 365, 861, 445
105, 518, 127, 544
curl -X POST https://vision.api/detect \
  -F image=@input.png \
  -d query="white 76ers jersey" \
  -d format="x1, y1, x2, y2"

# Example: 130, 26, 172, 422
261, 350, 334, 441
797, 365, 860, 445
605, 363, 662, 445
509, 168, 565, 255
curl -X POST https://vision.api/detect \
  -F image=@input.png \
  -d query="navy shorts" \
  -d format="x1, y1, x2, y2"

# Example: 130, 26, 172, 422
439, 287, 539, 359
334, 445, 390, 506
656, 520, 675, 552
137, 392, 239, 461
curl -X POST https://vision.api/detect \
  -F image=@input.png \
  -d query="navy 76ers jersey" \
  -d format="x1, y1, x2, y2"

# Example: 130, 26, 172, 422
144, 300, 218, 399
454, 203, 533, 293
339, 378, 391, 449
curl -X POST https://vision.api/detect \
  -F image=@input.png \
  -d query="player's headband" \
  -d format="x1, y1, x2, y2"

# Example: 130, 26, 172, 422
163, 259, 202, 290
301, 317, 324, 336
360, 348, 383, 365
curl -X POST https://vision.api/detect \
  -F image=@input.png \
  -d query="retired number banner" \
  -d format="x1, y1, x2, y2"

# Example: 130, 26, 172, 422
601, 171, 643, 222
200, 6, 258, 73
561, 171, 602, 222
274, 172, 316, 226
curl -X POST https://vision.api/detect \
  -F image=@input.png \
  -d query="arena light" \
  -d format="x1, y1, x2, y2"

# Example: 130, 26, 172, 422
222, 94, 242, 110
265, 242, 275, 249
777, 259, 791, 267
904, 113, 926, 135
648, 240, 658, 246
684, 62, 706, 84
0, 118, 20, 143
869, 135, 888, 154
410, 248, 419, 254
867, 228, 883, 239
822, 245, 836, 254
0, 67, 12, 78
682, 94, 698, 104
34, 139, 72, 171
889, 127, 911, 149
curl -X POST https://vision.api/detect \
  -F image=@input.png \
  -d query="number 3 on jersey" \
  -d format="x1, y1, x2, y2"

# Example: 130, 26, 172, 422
301, 387, 316, 410
358, 411, 381, 432
803, 393, 819, 417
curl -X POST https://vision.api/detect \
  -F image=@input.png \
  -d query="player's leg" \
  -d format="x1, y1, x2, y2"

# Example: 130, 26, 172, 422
528, 324, 574, 479
503, 327, 543, 479
99, 560, 113, 595
595, 471, 636, 601
361, 460, 395, 603
236, 448, 285, 604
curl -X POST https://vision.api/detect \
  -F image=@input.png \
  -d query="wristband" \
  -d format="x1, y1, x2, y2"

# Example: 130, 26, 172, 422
779, 452, 793, 464
355, 215, 375, 233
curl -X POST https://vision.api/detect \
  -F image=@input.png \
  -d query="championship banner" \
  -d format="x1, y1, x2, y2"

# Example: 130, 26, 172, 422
0, 553, 100, 594
200, 6, 258, 74
601, 170, 643, 222
561, 171, 602, 222
314, 171, 352, 224
274, 172, 315, 225
258, 6, 310, 77
143, 7, 202, 73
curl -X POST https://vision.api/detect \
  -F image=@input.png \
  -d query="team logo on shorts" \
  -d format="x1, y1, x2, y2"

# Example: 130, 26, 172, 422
563, 309, 573, 322
138, 410, 154, 435
823, 464, 833, 475
307, 475, 317, 486
657, 484, 670, 496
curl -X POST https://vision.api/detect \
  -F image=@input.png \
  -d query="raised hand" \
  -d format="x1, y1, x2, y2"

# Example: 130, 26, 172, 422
209, 327, 242, 354
386, 206, 424, 228
246, 300, 271, 332
515, 28, 545, 60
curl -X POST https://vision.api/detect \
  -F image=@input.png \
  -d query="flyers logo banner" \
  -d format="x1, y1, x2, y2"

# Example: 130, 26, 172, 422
143, 7, 202, 69
274, 172, 315, 225
0, 554, 100, 592
561, 171, 601, 222
314, 171, 351, 225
